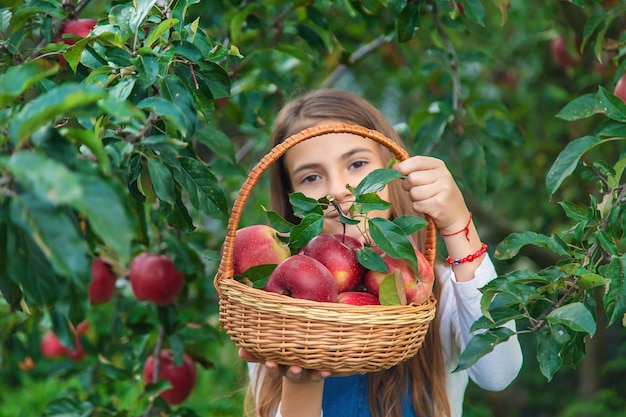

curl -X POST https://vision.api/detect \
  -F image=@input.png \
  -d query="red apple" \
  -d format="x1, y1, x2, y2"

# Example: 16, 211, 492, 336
364, 249, 434, 305
130, 252, 185, 306
551, 34, 582, 69
300, 233, 365, 293
40, 332, 66, 359
337, 291, 380, 306
232, 225, 291, 276
143, 349, 197, 405
614, 74, 626, 103
265, 254, 339, 302
64, 335, 85, 361
54, 19, 97, 45
89, 257, 117, 305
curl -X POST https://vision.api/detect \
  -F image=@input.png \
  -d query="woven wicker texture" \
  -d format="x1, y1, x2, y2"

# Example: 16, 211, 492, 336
214, 123, 438, 374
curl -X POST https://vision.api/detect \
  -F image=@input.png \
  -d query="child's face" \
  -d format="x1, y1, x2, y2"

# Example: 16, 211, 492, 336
284, 133, 392, 239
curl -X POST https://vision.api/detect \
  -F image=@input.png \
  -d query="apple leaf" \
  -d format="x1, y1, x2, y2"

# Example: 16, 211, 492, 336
454, 327, 515, 372
470, 307, 525, 332
379, 271, 407, 306
546, 302, 596, 336
393, 215, 429, 235
536, 324, 570, 381
263, 208, 295, 234
396, 2, 421, 42
494, 231, 568, 260
356, 246, 387, 273
288, 213, 324, 250
368, 217, 417, 268
289, 192, 324, 217
353, 192, 392, 214
0, 61, 58, 107
352, 168, 404, 196
236, 264, 277, 289
546, 135, 603, 198
600, 254, 626, 326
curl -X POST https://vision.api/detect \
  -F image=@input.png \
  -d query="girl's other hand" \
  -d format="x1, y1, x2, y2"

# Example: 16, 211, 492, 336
238, 348, 331, 382
394, 156, 470, 234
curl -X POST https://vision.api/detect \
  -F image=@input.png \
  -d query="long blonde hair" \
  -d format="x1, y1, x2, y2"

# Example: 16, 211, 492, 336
246, 89, 450, 417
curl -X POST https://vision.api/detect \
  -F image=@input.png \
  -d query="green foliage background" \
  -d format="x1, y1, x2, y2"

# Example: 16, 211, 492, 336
0, 0, 625, 416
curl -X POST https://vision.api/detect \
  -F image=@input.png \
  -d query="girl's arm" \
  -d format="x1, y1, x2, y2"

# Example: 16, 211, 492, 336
394, 156, 484, 282
241, 349, 328, 417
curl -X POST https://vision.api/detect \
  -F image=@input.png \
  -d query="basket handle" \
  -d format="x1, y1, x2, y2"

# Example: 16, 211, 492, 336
214, 123, 437, 295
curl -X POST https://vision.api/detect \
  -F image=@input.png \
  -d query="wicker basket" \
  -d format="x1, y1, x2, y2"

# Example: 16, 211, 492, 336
214, 123, 437, 374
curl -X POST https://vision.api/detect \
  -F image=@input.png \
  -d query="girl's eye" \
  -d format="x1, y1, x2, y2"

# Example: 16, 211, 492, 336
301, 174, 321, 184
350, 160, 367, 170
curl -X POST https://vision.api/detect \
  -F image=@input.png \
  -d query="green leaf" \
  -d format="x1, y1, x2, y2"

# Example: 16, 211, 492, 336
556, 93, 602, 121
597, 86, 626, 122
237, 264, 277, 289
546, 135, 602, 198
263, 208, 295, 234
194, 126, 237, 162
354, 192, 392, 214
379, 271, 406, 306
576, 273, 608, 290
494, 232, 554, 260
9, 195, 90, 285
393, 215, 429, 235
6, 151, 83, 206
71, 172, 135, 263
10, 83, 107, 145
600, 254, 626, 326
471, 307, 525, 331
396, 2, 421, 42
5, 224, 62, 306
288, 213, 324, 250
536, 324, 570, 381
0, 61, 58, 107
289, 192, 324, 217
454, 327, 515, 371
368, 217, 417, 268
129, 0, 159, 33
547, 302, 596, 336
146, 18, 179, 47
62, 128, 110, 174
458, 0, 486, 26
356, 246, 387, 273
353, 168, 404, 196
172, 157, 229, 218
137, 96, 193, 138
147, 158, 176, 206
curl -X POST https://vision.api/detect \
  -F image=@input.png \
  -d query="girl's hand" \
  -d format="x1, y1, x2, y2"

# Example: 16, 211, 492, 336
394, 156, 470, 234
238, 348, 331, 382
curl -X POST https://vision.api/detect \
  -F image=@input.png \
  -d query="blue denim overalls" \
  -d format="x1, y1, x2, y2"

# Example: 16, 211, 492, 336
322, 373, 419, 417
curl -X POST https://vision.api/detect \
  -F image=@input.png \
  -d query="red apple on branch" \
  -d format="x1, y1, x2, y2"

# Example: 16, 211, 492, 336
364, 249, 434, 305
130, 252, 185, 306
232, 225, 291, 276
40, 332, 66, 359
265, 254, 339, 302
54, 19, 97, 45
337, 291, 380, 306
300, 233, 365, 292
614, 74, 626, 103
89, 257, 117, 305
143, 350, 198, 405
550, 34, 582, 69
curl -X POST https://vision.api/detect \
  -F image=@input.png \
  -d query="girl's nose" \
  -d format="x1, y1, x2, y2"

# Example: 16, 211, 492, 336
328, 173, 353, 203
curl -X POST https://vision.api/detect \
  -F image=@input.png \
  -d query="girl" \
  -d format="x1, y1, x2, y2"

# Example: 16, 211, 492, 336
240, 89, 523, 417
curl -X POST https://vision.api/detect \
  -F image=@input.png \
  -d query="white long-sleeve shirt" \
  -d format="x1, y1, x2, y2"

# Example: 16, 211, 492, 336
248, 256, 523, 417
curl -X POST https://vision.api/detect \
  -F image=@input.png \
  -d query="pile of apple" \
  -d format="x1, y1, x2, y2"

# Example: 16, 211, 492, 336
233, 225, 434, 306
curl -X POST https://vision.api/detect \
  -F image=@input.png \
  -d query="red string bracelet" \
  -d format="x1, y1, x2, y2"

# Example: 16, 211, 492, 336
440, 212, 472, 241
446, 243, 488, 265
